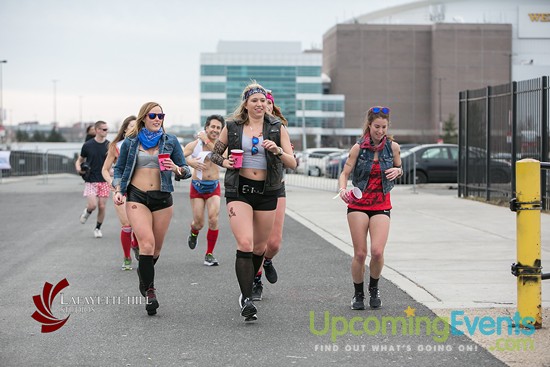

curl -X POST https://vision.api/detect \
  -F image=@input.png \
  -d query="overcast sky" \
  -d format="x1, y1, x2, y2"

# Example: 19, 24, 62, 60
0, 0, 410, 128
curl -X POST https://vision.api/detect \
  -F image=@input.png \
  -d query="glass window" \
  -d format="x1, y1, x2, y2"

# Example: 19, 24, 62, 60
201, 65, 225, 76
297, 66, 321, 76
422, 147, 449, 159
201, 82, 225, 93
297, 84, 322, 94
201, 99, 226, 110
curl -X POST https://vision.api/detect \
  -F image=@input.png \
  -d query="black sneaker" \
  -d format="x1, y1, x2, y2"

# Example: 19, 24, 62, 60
369, 287, 382, 309
188, 231, 198, 250
146, 287, 159, 316
137, 267, 146, 297
351, 293, 366, 310
263, 259, 278, 284
239, 294, 257, 321
251, 281, 263, 301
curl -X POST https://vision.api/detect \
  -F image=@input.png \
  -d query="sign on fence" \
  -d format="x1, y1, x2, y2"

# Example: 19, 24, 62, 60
0, 151, 11, 169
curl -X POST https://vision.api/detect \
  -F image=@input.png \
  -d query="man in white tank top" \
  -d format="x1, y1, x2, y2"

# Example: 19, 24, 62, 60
183, 115, 225, 266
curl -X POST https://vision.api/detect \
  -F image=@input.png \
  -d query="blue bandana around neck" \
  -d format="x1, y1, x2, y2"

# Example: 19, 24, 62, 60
138, 127, 164, 150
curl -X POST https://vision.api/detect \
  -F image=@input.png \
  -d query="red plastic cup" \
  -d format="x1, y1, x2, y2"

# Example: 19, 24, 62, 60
347, 187, 362, 201
231, 149, 244, 168
158, 153, 170, 171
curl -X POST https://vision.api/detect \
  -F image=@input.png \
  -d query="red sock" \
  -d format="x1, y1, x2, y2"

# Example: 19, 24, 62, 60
121, 226, 132, 258
256, 270, 263, 277
206, 229, 219, 254
190, 224, 199, 236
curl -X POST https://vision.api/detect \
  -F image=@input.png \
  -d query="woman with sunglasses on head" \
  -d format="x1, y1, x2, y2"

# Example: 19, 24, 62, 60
338, 106, 402, 311
101, 115, 140, 271
112, 102, 191, 316
251, 91, 294, 301
210, 82, 296, 321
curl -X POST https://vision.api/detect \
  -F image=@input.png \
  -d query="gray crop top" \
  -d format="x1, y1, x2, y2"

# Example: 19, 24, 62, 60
136, 150, 160, 169
242, 135, 267, 169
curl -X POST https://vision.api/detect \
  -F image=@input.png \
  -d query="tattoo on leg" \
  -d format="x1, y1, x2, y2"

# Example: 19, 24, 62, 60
228, 207, 236, 219
131, 204, 137, 209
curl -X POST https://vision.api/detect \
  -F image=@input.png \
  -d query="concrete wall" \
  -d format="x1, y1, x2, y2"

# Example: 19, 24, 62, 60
323, 23, 511, 143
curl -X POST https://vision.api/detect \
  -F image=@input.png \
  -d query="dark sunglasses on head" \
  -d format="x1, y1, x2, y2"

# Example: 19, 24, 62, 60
370, 106, 390, 114
148, 113, 165, 120
251, 136, 259, 155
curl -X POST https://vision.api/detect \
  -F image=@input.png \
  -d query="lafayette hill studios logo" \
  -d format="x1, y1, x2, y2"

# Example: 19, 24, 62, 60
31, 278, 70, 333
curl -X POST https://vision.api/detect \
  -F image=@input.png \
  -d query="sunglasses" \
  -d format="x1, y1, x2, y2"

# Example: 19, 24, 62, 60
99, 128, 108, 132
251, 136, 259, 155
370, 107, 390, 114
148, 113, 165, 120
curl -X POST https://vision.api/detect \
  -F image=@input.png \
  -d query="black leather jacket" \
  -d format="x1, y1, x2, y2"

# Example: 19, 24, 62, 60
223, 115, 284, 197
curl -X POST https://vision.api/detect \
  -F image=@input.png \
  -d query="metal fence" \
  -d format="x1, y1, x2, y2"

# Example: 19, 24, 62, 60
459, 76, 549, 209
1, 147, 424, 192
0, 150, 77, 180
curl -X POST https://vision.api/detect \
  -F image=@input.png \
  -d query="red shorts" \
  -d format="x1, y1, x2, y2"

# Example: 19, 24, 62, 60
189, 182, 221, 200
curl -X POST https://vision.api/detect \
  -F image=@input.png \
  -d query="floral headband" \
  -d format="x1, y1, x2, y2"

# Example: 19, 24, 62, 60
243, 87, 267, 101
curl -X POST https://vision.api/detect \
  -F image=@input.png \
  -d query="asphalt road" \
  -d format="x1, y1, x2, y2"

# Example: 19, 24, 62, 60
0, 175, 506, 366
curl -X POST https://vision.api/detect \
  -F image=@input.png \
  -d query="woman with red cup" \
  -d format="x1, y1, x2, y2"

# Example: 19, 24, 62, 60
338, 106, 402, 311
112, 102, 191, 316
210, 82, 296, 321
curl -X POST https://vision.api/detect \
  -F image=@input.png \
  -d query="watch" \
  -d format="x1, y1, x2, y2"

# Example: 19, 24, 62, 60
275, 147, 283, 156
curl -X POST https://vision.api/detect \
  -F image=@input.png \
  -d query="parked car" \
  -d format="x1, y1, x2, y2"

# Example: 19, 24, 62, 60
399, 143, 420, 152
325, 151, 349, 178
400, 144, 511, 184
296, 147, 346, 176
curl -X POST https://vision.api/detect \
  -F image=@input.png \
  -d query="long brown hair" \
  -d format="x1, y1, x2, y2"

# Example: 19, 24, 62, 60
228, 81, 267, 124
109, 115, 137, 151
361, 107, 391, 137
127, 102, 163, 137
267, 92, 288, 126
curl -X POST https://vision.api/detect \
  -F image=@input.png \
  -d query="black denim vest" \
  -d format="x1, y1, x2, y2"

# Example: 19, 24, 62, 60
224, 115, 283, 197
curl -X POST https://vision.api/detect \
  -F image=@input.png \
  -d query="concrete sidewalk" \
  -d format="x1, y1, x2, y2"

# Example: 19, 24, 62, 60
285, 183, 550, 366
285, 184, 550, 310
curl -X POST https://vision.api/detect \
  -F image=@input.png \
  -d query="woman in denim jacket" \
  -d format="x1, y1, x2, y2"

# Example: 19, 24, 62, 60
112, 101, 191, 316
338, 106, 402, 311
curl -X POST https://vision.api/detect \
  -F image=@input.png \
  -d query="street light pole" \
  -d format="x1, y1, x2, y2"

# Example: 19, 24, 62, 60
0, 60, 7, 126
52, 79, 58, 123
301, 99, 307, 151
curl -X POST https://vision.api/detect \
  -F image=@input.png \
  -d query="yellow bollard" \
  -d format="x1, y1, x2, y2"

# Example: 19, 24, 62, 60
514, 159, 542, 329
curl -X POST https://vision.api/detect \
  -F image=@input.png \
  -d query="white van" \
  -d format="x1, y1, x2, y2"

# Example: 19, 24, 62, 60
297, 147, 346, 176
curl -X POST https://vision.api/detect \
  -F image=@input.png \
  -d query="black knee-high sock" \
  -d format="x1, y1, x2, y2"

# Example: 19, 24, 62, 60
252, 252, 265, 276
139, 255, 155, 289
235, 250, 254, 299
354, 282, 364, 295
369, 276, 379, 290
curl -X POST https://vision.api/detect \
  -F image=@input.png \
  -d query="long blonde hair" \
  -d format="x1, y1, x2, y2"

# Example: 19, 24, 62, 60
228, 81, 267, 124
127, 102, 163, 137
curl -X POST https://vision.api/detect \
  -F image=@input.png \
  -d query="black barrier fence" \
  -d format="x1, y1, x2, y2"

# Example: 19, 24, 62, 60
459, 76, 549, 209
0, 150, 77, 178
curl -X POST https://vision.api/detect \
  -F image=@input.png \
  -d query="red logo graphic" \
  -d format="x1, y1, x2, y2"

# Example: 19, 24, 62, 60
31, 278, 70, 333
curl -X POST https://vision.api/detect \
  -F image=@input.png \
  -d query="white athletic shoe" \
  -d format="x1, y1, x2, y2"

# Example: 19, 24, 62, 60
94, 228, 103, 238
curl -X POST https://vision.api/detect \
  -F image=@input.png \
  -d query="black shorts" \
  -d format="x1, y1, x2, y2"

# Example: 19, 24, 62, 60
226, 176, 278, 211
277, 184, 286, 198
126, 184, 173, 212
347, 208, 391, 218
